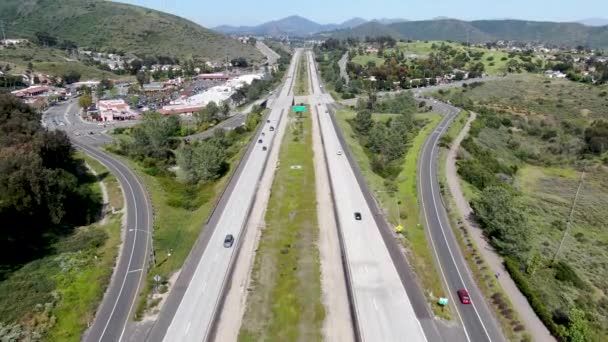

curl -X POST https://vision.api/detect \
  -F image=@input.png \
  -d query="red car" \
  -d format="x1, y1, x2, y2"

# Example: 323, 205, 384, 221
457, 289, 471, 304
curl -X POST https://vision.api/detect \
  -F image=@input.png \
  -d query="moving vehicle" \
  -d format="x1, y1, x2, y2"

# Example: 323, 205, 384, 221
337, 150, 342, 155
267, 119, 271, 123
457, 289, 471, 304
354, 212, 362, 220
269, 126, 275, 131
262, 146, 267, 151
258, 139, 263, 143
224, 234, 234, 248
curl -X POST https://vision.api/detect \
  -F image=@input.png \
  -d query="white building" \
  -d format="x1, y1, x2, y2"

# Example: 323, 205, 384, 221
98, 99, 136, 122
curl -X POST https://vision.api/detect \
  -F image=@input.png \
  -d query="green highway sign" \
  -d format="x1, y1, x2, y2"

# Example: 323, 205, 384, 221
292, 105, 307, 112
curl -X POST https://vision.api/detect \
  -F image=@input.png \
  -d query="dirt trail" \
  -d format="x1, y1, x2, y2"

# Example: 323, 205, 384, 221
445, 112, 555, 342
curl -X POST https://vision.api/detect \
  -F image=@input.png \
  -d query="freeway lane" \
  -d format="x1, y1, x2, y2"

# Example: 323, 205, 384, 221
149, 50, 302, 342
309, 50, 427, 342
42, 102, 154, 342
417, 96, 505, 342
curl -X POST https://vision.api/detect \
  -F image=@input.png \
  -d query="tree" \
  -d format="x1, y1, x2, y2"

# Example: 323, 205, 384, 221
473, 186, 531, 259
35, 31, 57, 47
220, 101, 230, 118
79, 94, 93, 109
584, 120, 608, 154
354, 110, 373, 134
566, 308, 591, 342
177, 141, 228, 183
63, 70, 81, 84
136, 70, 149, 87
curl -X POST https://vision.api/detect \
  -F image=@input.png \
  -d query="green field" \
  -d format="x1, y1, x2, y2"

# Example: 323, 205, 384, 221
351, 54, 385, 66
434, 75, 608, 340
239, 110, 324, 341
0, 153, 122, 341
334, 109, 452, 319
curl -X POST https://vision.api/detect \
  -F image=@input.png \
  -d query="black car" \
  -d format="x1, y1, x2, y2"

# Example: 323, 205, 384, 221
262, 146, 267, 151
266, 119, 271, 123
224, 234, 234, 248
258, 139, 263, 144
354, 212, 362, 220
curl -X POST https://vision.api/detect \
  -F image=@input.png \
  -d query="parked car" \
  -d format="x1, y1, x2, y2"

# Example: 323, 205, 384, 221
354, 212, 362, 220
224, 234, 235, 248
457, 289, 471, 304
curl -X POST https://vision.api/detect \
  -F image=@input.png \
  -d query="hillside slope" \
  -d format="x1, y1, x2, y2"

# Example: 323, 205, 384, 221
327, 19, 608, 48
0, 0, 262, 62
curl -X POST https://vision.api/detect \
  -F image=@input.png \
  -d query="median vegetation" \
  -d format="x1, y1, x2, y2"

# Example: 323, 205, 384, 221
334, 91, 451, 318
108, 107, 265, 318
295, 53, 310, 96
433, 76, 608, 341
239, 109, 324, 341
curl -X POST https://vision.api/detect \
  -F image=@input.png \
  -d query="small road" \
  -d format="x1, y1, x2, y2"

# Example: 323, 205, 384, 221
416, 93, 505, 342
338, 51, 350, 84
43, 102, 154, 342
256, 41, 281, 66
147, 49, 302, 342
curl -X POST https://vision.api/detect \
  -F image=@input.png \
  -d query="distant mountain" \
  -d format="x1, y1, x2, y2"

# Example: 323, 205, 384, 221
577, 18, 608, 27
325, 19, 608, 48
0, 0, 262, 61
214, 16, 368, 37
374, 18, 409, 25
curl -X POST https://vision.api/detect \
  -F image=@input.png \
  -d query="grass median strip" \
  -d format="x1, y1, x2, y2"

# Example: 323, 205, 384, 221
334, 109, 452, 319
295, 53, 310, 96
239, 110, 324, 341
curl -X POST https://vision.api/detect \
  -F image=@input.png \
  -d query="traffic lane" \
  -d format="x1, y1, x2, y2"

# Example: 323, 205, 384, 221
319, 107, 427, 342
419, 109, 504, 342
162, 111, 283, 341
77, 143, 152, 342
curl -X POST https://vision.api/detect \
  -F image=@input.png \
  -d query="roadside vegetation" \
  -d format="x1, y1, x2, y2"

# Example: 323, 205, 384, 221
334, 91, 451, 318
239, 109, 324, 341
295, 53, 310, 96
432, 75, 608, 341
0, 93, 124, 340
107, 107, 265, 318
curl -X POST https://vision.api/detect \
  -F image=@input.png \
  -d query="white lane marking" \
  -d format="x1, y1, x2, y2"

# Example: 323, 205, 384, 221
427, 120, 493, 341
419, 109, 493, 342
82, 144, 141, 342
63, 102, 73, 126
128, 269, 143, 274
185, 322, 191, 334
372, 298, 379, 311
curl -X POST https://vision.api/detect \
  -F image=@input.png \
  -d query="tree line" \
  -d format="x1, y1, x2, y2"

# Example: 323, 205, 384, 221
0, 94, 101, 276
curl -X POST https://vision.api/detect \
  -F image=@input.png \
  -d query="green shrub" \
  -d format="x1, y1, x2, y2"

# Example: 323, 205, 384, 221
553, 261, 587, 289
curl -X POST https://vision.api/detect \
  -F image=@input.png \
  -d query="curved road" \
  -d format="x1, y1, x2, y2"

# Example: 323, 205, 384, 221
43, 102, 154, 342
416, 93, 505, 342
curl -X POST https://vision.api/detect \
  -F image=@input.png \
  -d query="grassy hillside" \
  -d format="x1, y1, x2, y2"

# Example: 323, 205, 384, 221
0, 0, 262, 62
0, 43, 129, 80
328, 19, 608, 48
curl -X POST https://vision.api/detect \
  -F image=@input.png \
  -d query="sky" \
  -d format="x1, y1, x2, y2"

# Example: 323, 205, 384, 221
114, 0, 608, 28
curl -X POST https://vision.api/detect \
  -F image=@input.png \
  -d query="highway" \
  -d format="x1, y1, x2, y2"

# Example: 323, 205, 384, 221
416, 92, 505, 342
308, 50, 427, 342
43, 102, 154, 342
149, 49, 302, 342
256, 41, 281, 66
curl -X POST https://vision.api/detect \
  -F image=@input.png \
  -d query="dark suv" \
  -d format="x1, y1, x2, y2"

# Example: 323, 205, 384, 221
354, 212, 362, 220
224, 234, 235, 248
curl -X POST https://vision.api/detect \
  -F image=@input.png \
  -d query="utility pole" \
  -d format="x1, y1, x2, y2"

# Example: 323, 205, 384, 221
553, 170, 585, 262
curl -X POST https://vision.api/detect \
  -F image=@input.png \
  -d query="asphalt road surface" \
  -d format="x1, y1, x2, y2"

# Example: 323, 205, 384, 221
256, 41, 281, 66
416, 94, 505, 342
147, 49, 302, 342
43, 102, 154, 342
308, 50, 427, 342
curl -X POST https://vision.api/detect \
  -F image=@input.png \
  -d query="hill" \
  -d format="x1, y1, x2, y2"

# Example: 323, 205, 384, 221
0, 0, 262, 62
213, 15, 368, 37
326, 19, 608, 48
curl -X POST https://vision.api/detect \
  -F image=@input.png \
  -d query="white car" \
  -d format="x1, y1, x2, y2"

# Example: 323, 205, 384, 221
337, 150, 343, 155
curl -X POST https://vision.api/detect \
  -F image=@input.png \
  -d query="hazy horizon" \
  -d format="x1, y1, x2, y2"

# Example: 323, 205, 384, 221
114, 0, 608, 28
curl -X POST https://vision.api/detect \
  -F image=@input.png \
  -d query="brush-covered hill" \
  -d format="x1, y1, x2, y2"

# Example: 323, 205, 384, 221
0, 0, 262, 62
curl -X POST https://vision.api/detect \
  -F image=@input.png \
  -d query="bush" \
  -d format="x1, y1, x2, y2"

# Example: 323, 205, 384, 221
505, 257, 565, 340
553, 261, 587, 289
